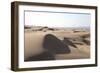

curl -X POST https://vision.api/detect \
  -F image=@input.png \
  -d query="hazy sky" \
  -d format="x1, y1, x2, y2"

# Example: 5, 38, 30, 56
25, 11, 91, 28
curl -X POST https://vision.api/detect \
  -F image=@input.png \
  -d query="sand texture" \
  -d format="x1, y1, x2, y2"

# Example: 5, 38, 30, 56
24, 26, 90, 61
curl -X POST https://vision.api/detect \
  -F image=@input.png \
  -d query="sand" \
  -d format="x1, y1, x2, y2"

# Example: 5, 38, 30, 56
24, 26, 90, 61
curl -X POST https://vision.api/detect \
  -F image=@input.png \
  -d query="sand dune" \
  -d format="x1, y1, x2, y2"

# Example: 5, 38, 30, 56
24, 26, 90, 61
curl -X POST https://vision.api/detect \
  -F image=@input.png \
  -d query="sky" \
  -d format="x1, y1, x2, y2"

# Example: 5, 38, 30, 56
25, 11, 91, 28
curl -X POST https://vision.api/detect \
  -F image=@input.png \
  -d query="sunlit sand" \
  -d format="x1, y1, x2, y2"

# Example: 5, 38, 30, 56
24, 26, 90, 61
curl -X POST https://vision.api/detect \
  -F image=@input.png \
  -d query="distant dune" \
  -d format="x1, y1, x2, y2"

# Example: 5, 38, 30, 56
24, 26, 90, 61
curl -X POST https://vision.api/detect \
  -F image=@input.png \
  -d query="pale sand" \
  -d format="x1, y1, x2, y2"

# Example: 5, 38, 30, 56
24, 28, 90, 60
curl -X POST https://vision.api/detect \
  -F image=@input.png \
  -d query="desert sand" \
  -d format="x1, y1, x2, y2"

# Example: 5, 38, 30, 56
24, 26, 90, 61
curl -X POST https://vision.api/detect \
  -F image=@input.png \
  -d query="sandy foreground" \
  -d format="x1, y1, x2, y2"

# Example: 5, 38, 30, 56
24, 27, 90, 61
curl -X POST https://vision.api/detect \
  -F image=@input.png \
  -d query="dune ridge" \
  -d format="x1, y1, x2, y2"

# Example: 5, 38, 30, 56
24, 26, 90, 61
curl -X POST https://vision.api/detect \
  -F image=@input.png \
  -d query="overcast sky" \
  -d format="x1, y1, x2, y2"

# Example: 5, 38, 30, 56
25, 11, 91, 28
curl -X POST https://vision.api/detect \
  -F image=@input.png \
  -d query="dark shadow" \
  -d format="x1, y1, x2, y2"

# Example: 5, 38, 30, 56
25, 51, 55, 61
82, 39, 90, 45
43, 34, 71, 54
63, 37, 77, 48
